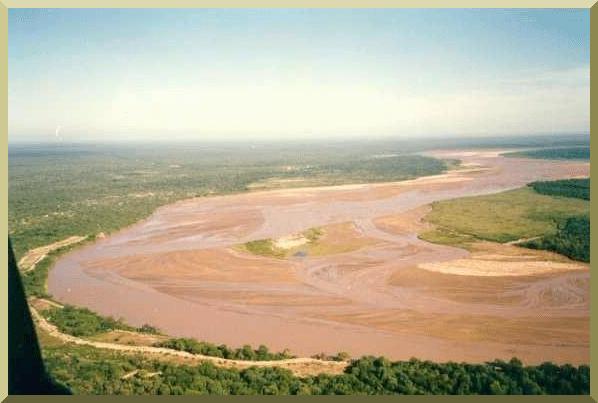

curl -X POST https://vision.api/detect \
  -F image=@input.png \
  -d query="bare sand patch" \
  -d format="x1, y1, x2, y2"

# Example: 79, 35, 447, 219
373, 205, 432, 236
274, 234, 310, 250
30, 297, 64, 311
417, 243, 587, 277
319, 308, 588, 347
419, 259, 584, 277
164, 288, 351, 307
305, 222, 380, 257
89, 247, 298, 284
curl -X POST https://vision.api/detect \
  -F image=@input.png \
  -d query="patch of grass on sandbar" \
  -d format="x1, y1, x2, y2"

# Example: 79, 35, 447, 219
303, 227, 323, 242
239, 227, 324, 259
240, 239, 287, 259
420, 187, 589, 247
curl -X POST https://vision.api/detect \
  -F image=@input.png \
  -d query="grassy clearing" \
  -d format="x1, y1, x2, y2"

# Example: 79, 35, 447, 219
420, 187, 589, 250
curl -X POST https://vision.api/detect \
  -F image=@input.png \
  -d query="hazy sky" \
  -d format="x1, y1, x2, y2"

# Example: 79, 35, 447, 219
9, 8, 589, 143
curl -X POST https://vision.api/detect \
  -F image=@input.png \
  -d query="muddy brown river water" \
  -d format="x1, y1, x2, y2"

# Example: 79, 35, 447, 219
48, 150, 590, 364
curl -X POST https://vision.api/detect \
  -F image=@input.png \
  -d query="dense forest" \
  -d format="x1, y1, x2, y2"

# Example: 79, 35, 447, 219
529, 178, 590, 200
523, 179, 590, 262
42, 344, 589, 395
523, 215, 589, 262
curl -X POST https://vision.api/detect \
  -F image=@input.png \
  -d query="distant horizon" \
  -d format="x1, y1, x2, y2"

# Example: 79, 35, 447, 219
9, 9, 589, 143
7, 132, 590, 148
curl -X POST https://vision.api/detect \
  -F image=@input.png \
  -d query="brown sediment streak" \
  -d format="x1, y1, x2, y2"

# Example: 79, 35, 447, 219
48, 150, 590, 365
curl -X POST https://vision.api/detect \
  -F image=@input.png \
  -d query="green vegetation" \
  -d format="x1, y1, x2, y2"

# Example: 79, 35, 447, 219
137, 324, 162, 335
154, 338, 294, 361
42, 306, 134, 337
529, 178, 589, 200
21, 253, 55, 299
241, 239, 286, 258
42, 305, 164, 337
9, 143, 449, 260
239, 227, 324, 259
21, 240, 93, 298
421, 187, 588, 245
303, 227, 323, 242
11, 139, 590, 395
523, 216, 589, 263
312, 352, 351, 362
421, 181, 590, 262
42, 344, 589, 395
504, 147, 589, 160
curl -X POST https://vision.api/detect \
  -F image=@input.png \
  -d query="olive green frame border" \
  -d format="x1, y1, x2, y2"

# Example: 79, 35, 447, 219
0, 1, 595, 401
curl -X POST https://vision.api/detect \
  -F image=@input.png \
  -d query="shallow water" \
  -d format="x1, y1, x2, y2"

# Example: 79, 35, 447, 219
48, 150, 590, 364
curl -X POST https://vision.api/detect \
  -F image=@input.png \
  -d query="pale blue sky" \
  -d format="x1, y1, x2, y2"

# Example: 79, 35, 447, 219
9, 9, 589, 142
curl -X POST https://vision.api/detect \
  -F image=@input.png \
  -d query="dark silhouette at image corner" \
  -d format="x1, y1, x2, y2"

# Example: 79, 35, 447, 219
8, 238, 70, 395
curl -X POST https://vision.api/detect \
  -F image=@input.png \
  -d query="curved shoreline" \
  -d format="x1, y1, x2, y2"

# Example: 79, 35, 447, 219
29, 302, 348, 376
48, 150, 590, 364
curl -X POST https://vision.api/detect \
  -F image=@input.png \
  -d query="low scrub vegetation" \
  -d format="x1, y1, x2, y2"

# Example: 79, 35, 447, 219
21, 253, 54, 299
303, 227, 323, 242
240, 239, 286, 259
311, 352, 351, 362
42, 305, 163, 337
42, 344, 589, 395
42, 306, 134, 337
154, 338, 294, 361
240, 227, 324, 259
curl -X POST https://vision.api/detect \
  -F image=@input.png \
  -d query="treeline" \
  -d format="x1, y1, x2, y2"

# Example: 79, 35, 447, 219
529, 178, 589, 200
524, 178, 590, 262
21, 253, 54, 299
505, 147, 589, 161
43, 305, 158, 337
42, 345, 589, 395
523, 215, 589, 263
154, 338, 295, 361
